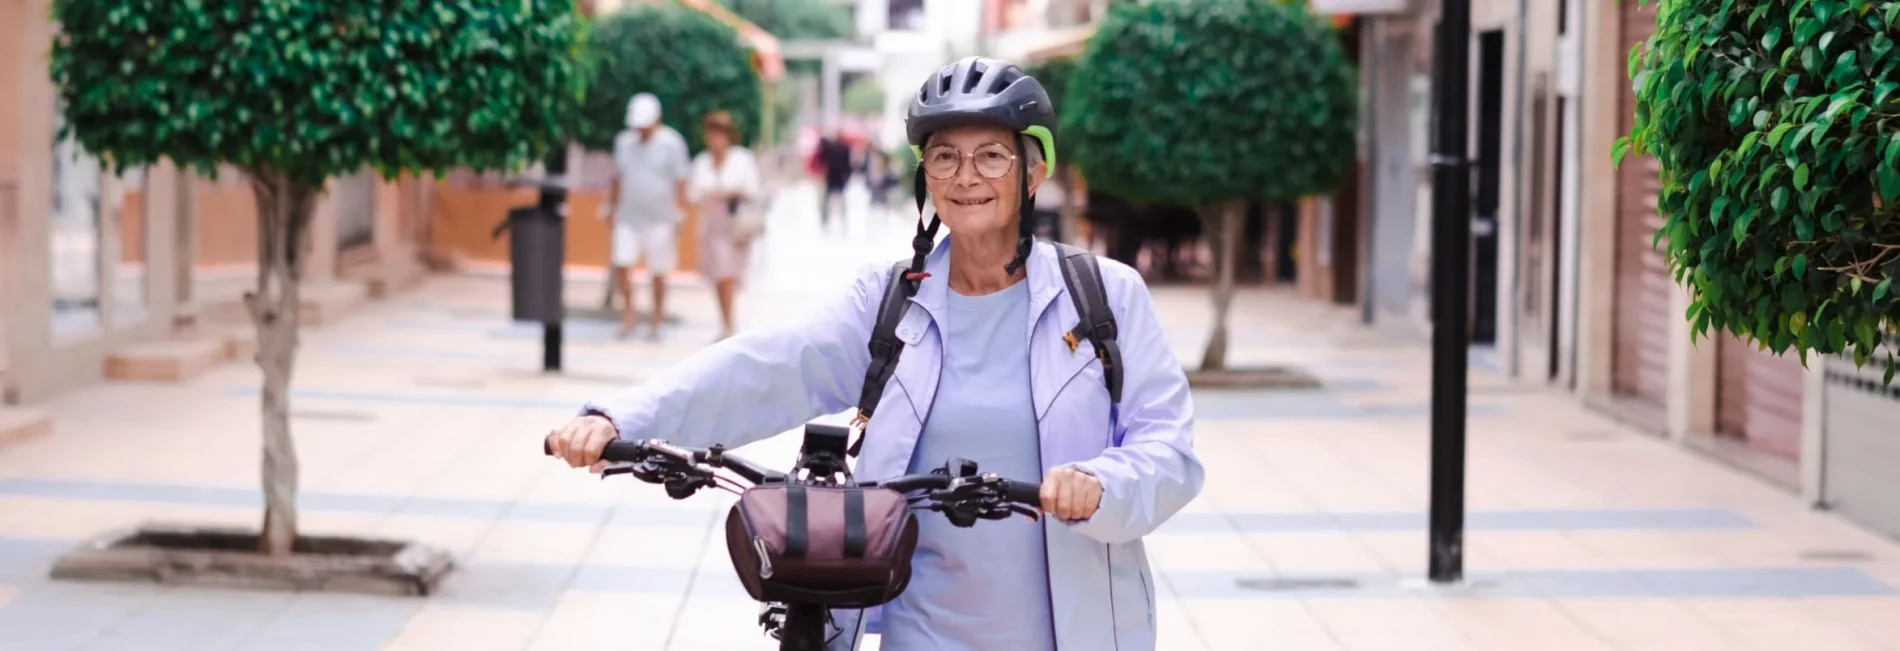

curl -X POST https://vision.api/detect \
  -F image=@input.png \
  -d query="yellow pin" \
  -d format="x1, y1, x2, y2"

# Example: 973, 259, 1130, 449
1062, 331, 1080, 353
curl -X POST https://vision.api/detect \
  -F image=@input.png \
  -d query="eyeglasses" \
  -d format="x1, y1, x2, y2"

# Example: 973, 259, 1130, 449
921, 143, 1017, 180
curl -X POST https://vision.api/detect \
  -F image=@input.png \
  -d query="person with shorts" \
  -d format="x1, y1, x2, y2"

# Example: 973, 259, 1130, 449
602, 93, 692, 340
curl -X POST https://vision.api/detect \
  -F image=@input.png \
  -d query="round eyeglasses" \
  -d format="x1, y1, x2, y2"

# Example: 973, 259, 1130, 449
921, 143, 1017, 180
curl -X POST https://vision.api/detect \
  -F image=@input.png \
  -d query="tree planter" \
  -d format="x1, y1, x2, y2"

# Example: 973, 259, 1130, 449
1185, 366, 1322, 390
50, 524, 454, 597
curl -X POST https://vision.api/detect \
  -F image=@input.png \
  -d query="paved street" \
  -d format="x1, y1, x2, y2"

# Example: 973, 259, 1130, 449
3, 182, 1900, 650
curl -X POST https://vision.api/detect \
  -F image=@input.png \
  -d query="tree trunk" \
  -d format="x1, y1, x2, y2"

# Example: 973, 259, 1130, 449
1199, 201, 1244, 371
1059, 165, 1082, 246
246, 169, 317, 557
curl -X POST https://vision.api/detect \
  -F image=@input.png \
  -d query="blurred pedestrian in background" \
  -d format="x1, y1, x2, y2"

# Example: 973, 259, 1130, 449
603, 92, 693, 340
814, 127, 853, 233
689, 110, 761, 341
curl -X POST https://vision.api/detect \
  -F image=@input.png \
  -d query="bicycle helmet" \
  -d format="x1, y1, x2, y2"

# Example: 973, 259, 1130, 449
900, 57, 1058, 279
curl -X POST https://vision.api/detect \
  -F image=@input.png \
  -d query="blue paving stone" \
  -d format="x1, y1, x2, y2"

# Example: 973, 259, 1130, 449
244, 592, 422, 648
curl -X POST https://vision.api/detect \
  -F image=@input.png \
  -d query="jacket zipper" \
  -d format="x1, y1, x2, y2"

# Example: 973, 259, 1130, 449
1105, 545, 1123, 651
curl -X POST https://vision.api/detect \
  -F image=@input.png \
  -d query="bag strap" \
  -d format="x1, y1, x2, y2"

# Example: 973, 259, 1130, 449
843, 488, 867, 559
847, 260, 919, 458
785, 484, 808, 559
1053, 242, 1123, 407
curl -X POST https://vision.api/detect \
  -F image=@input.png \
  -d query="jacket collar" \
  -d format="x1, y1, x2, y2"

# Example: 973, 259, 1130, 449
903, 237, 1066, 343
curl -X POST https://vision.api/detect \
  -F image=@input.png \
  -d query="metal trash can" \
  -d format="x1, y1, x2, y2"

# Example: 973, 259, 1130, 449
497, 205, 566, 324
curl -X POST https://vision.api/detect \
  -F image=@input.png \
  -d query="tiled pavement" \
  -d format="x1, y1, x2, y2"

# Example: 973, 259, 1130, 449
5, 182, 1900, 649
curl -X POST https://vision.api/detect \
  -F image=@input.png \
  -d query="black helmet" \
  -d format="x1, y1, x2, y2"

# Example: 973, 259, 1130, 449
897, 57, 1056, 280
905, 57, 1057, 176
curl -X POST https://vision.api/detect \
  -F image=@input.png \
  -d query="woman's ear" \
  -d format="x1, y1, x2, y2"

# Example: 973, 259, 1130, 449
1026, 161, 1048, 196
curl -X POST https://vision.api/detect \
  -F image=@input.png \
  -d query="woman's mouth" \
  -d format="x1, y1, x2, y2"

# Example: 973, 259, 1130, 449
950, 197, 995, 207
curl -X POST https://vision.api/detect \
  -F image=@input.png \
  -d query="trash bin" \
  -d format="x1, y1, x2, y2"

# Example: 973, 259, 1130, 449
497, 205, 565, 324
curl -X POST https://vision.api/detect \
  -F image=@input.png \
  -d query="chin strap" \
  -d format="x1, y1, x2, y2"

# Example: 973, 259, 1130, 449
1003, 158, 1035, 276
908, 170, 939, 293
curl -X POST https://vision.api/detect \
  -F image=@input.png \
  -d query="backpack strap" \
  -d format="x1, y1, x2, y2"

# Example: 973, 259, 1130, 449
1053, 242, 1124, 408
848, 261, 917, 457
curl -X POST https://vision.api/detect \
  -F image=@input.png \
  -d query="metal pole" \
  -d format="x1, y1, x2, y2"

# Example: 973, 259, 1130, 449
1428, 0, 1472, 584
540, 148, 569, 374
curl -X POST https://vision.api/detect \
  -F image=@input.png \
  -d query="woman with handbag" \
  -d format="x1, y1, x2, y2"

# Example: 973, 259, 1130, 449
689, 111, 763, 341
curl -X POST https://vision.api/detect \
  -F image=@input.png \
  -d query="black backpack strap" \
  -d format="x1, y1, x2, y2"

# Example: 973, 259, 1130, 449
1053, 243, 1123, 407
848, 261, 917, 457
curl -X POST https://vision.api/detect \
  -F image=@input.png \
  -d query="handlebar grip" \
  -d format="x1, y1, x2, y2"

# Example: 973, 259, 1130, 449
1004, 481, 1043, 507
542, 437, 647, 463
600, 439, 648, 463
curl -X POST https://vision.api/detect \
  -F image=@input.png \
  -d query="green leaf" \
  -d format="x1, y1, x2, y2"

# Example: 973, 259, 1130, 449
1854, 277, 1864, 295
1734, 207, 1758, 244
1764, 26, 1784, 50
1612, 137, 1633, 167
1712, 196, 1731, 225
1790, 310, 1809, 337
1879, 166, 1900, 202
1768, 123, 1794, 147
1877, 277, 1894, 301
1794, 253, 1809, 278
1772, 186, 1790, 212
1794, 163, 1810, 188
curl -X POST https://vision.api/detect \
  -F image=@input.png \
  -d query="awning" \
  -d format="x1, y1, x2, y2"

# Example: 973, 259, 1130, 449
1309, 0, 1412, 15
998, 23, 1097, 63
674, 0, 787, 82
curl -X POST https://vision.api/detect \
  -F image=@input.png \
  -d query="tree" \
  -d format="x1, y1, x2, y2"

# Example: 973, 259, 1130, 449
49, 0, 585, 555
579, 4, 765, 152
842, 78, 885, 116
1064, 0, 1357, 370
719, 0, 854, 142
1618, 0, 1900, 383
720, 0, 853, 47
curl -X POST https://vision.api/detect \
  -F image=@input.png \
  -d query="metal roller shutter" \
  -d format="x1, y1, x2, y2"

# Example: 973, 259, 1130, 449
1609, 2, 1669, 430
1716, 339, 1806, 460
1821, 338, 1900, 540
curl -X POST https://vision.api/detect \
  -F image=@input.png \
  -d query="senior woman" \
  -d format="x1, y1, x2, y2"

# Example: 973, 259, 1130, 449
546, 57, 1202, 651
690, 110, 762, 340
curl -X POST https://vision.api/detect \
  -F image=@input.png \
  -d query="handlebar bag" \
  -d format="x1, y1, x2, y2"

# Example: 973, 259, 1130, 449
724, 483, 920, 608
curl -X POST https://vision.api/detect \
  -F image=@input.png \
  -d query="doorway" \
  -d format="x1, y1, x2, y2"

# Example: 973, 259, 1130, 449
1470, 30, 1506, 345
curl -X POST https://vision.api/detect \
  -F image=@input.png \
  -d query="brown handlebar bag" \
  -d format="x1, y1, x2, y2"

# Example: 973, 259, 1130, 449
724, 483, 921, 608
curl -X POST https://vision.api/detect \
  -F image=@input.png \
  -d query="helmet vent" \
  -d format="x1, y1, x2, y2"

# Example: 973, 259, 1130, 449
960, 61, 988, 94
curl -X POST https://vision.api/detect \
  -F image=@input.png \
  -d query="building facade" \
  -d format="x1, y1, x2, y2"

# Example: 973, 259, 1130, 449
1342, 0, 1833, 502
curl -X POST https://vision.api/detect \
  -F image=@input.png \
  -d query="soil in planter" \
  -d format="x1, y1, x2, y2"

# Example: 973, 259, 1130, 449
118, 529, 407, 557
1186, 367, 1323, 390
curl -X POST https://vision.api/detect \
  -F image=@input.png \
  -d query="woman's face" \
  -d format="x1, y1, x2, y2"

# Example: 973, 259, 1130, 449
923, 125, 1046, 236
705, 128, 732, 152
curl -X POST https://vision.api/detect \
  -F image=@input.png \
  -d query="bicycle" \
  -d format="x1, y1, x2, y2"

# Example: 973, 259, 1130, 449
543, 423, 1045, 650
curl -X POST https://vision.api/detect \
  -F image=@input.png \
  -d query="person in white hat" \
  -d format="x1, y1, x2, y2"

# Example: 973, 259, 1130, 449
602, 92, 693, 340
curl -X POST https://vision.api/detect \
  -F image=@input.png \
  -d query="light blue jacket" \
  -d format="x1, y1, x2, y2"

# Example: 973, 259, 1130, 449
582, 239, 1205, 650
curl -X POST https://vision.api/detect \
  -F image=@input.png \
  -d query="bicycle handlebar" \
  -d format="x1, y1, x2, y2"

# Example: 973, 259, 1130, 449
542, 436, 1042, 507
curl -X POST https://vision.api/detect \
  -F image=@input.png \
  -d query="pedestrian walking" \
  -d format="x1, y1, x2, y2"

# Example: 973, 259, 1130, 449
601, 92, 693, 340
688, 111, 762, 341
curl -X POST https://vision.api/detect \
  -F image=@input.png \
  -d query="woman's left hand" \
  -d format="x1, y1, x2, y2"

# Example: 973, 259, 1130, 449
1040, 467, 1103, 521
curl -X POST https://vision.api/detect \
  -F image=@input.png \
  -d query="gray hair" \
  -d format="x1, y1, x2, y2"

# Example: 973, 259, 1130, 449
1020, 134, 1044, 173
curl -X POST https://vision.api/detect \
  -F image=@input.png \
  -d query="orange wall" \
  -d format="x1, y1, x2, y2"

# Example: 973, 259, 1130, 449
428, 184, 700, 273
193, 174, 258, 267
119, 190, 145, 264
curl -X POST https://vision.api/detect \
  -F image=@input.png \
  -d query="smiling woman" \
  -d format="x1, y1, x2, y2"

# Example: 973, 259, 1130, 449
547, 55, 1203, 651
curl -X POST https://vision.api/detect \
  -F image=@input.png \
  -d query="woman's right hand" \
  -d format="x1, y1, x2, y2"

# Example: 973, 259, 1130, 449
547, 414, 619, 470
